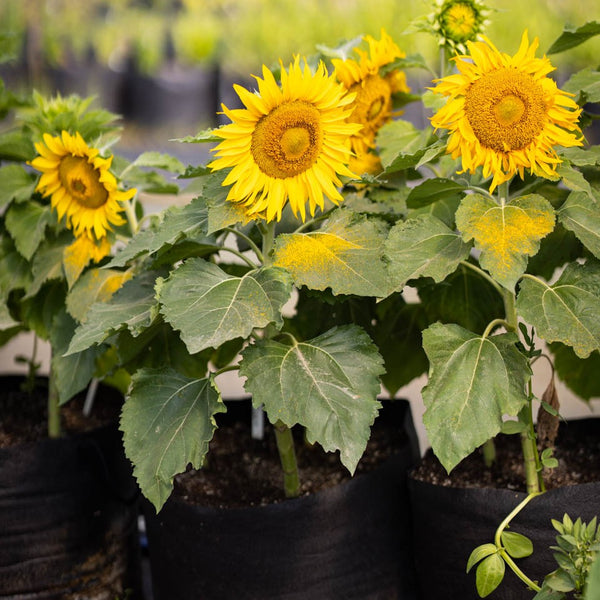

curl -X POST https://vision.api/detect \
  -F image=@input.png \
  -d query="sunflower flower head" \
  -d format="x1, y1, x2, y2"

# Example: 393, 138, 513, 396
430, 31, 583, 192
332, 29, 410, 157
208, 56, 362, 223
424, 0, 491, 55
30, 131, 136, 241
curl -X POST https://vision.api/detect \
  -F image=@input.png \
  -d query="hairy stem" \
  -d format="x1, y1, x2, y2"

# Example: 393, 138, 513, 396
274, 420, 300, 498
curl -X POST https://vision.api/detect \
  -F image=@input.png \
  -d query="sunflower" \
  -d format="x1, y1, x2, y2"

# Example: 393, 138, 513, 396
30, 131, 136, 239
208, 56, 362, 222
332, 29, 410, 162
430, 31, 583, 192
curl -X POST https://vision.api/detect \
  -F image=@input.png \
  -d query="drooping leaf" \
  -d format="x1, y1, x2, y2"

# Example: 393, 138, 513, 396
556, 164, 594, 197
273, 209, 390, 297
66, 268, 133, 322
50, 308, 103, 405
121, 367, 226, 511
385, 214, 471, 290
25, 240, 66, 298
456, 194, 556, 290
558, 191, 600, 259
109, 196, 214, 267
422, 323, 530, 472
516, 261, 600, 358
5, 201, 53, 260
240, 325, 384, 473
66, 270, 160, 355
158, 260, 293, 354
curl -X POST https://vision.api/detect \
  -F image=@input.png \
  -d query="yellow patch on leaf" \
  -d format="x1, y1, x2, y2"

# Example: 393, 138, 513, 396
456, 193, 555, 289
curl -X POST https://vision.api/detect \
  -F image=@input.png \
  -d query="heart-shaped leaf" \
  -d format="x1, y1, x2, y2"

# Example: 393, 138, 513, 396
422, 322, 530, 472
158, 259, 293, 354
240, 324, 384, 473
456, 194, 555, 290
121, 367, 225, 511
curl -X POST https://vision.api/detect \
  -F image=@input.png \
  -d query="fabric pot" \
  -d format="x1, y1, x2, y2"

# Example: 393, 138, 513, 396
143, 399, 420, 600
0, 376, 142, 599
408, 418, 600, 600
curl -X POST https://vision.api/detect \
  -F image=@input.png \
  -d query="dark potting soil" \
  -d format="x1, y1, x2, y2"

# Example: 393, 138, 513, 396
0, 378, 122, 447
412, 420, 600, 492
173, 402, 412, 509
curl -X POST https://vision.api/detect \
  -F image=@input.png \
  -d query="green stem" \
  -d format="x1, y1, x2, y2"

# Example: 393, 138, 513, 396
494, 492, 544, 592
124, 199, 139, 235
224, 227, 264, 262
501, 284, 541, 494
47, 366, 61, 439
274, 420, 300, 498
218, 246, 259, 269
259, 221, 276, 267
482, 438, 496, 467
259, 221, 301, 498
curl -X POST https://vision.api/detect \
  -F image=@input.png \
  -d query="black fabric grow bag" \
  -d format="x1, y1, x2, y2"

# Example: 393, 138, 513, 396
143, 399, 420, 600
0, 377, 142, 599
408, 418, 600, 600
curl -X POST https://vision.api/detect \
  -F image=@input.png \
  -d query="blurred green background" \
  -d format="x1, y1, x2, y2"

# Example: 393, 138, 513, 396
1, 0, 598, 139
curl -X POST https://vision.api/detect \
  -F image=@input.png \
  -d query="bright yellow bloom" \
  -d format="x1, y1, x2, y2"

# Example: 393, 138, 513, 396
430, 31, 583, 192
30, 131, 136, 239
208, 56, 361, 222
332, 29, 410, 163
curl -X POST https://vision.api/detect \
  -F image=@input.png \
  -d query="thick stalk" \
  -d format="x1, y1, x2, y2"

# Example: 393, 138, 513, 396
259, 220, 301, 497
274, 420, 300, 498
47, 366, 61, 438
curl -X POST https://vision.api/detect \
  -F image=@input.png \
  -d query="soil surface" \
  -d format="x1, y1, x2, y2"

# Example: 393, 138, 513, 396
411, 419, 600, 491
0, 377, 122, 447
174, 400, 413, 509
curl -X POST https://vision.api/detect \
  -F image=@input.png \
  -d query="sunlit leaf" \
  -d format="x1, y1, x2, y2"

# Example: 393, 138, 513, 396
547, 21, 600, 54
517, 261, 600, 358
5, 200, 53, 260
456, 194, 555, 290
240, 324, 384, 473
158, 260, 293, 354
0, 164, 36, 209
273, 209, 390, 297
476, 553, 505, 598
121, 367, 226, 511
422, 323, 530, 472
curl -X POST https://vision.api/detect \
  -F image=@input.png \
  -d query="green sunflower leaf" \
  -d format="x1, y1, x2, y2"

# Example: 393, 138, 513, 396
108, 196, 214, 267
385, 214, 471, 290
121, 367, 226, 512
66, 270, 160, 355
547, 21, 600, 55
558, 191, 600, 259
422, 323, 531, 473
158, 260, 293, 354
125, 151, 186, 174
273, 209, 390, 297
405, 177, 467, 208
5, 200, 53, 260
0, 164, 36, 209
240, 324, 384, 474
455, 194, 556, 290
549, 343, 600, 401
66, 268, 133, 322
517, 261, 600, 358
